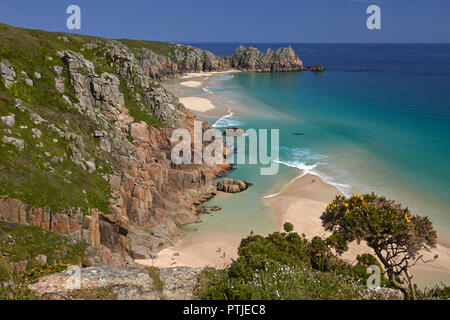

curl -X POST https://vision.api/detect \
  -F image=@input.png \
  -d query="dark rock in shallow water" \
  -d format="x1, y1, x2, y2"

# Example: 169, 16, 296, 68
222, 127, 246, 136
292, 132, 304, 136
311, 64, 325, 72
216, 179, 249, 193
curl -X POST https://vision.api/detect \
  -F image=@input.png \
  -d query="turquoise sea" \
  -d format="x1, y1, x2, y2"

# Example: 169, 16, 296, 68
171, 44, 450, 248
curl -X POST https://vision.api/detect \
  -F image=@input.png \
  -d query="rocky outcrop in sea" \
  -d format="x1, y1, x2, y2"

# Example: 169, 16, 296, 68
230, 45, 304, 72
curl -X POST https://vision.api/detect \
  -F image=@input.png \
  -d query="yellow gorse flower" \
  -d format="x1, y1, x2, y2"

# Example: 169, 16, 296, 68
404, 214, 411, 223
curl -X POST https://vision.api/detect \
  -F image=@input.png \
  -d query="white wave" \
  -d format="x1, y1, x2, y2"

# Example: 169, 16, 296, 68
274, 159, 352, 197
274, 160, 317, 175
212, 107, 242, 128
263, 192, 281, 199
215, 74, 234, 81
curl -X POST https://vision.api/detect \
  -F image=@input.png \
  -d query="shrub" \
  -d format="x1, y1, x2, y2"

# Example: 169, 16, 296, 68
0, 282, 36, 300
309, 236, 335, 272
283, 222, 294, 233
197, 228, 372, 300
321, 193, 437, 299
24, 263, 68, 282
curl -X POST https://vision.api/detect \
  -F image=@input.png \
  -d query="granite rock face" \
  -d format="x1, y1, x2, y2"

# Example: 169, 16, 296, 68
0, 31, 304, 267
29, 266, 201, 300
0, 40, 230, 266
136, 45, 229, 80
132, 44, 304, 80
230, 46, 304, 72
0, 60, 16, 88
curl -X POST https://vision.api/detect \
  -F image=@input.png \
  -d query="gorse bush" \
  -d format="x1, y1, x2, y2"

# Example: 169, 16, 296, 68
197, 226, 380, 300
24, 263, 68, 282
321, 193, 437, 300
283, 222, 294, 233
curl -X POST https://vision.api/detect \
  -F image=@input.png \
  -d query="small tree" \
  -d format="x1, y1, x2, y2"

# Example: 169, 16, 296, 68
283, 222, 294, 233
321, 193, 437, 299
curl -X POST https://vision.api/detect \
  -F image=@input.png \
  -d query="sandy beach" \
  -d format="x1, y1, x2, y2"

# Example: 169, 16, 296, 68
138, 171, 450, 287
180, 80, 203, 88
136, 231, 239, 269
264, 173, 374, 263
162, 70, 241, 117
180, 70, 240, 79
264, 173, 450, 287
179, 96, 216, 112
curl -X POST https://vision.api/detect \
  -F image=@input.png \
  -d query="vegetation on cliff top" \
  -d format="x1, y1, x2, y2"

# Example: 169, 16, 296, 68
0, 221, 88, 300
196, 226, 383, 300
0, 23, 169, 214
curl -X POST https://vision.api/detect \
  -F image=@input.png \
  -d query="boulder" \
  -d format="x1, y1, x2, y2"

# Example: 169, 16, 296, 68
52, 65, 64, 75
130, 122, 150, 143
311, 64, 325, 72
32, 128, 42, 138
222, 127, 246, 137
55, 77, 65, 93
28, 266, 202, 300
2, 136, 24, 151
1, 114, 15, 127
0, 60, 16, 87
216, 178, 248, 193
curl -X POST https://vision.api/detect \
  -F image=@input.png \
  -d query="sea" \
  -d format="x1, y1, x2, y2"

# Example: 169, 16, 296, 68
169, 43, 450, 252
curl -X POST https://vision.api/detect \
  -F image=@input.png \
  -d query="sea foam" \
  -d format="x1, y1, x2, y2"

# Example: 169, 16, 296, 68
266, 147, 352, 198
212, 108, 242, 128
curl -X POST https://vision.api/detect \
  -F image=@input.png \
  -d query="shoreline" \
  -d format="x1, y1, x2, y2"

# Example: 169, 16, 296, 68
136, 231, 239, 269
180, 70, 241, 79
264, 172, 450, 288
142, 71, 450, 288
163, 70, 241, 118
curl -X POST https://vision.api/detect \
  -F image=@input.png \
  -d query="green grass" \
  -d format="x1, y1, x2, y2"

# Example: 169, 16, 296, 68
65, 286, 119, 300
0, 221, 88, 300
117, 38, 200, 66
117, 38, 177, 58
0, 23, 170, 214
0, 257, 10, 282
0, 93, 112, 214
0, 221, 88, 267
148, 266, 165, 292
119, 80, 163, 129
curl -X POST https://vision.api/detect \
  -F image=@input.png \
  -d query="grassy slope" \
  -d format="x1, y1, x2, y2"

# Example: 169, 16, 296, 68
0, 220, 87, 299
0, 23, 173, 214
118, 38, 206, 66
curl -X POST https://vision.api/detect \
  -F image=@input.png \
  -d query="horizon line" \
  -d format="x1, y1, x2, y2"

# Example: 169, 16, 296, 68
2, 22, 449, 45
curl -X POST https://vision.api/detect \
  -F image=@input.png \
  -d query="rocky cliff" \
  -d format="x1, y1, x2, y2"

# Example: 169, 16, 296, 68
119, 41, 304, 79
0, 24, 305, 268
229, 45, 304, 72
0, 24, 230, 267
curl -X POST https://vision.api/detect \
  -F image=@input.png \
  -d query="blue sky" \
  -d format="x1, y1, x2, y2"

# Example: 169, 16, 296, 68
0, 0, 449, 42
